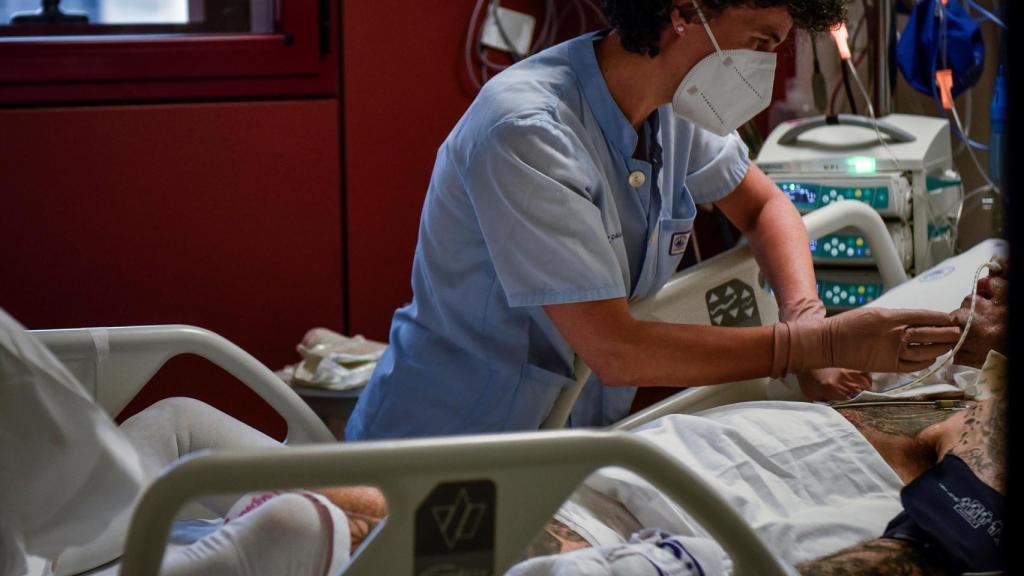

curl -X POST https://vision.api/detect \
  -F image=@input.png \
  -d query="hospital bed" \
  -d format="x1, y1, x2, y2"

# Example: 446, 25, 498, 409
27, 202, 1005, 576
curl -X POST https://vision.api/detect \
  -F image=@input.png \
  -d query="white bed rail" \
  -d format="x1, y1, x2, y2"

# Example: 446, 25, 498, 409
120, 430, 795, 576
802, 201, 908, 289
544, 201, 909, 429
30, 325, 334, 444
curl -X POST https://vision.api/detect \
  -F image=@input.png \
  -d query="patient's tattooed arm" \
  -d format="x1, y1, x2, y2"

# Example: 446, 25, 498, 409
836, 405, 956, 438
938, 395, 1007, 493
797, 538, 953, 576
519, 518, 592, 560
836, 405, 959, 484
804, 396, 1007, 574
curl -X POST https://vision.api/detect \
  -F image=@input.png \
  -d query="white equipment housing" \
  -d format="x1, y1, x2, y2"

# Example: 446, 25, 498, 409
757, 113, 963, 278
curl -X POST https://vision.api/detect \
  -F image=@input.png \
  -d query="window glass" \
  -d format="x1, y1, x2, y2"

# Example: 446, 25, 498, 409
0, 0, 274, 34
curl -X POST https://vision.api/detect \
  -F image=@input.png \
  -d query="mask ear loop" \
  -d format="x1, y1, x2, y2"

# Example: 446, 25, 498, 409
689, 0, 726, 61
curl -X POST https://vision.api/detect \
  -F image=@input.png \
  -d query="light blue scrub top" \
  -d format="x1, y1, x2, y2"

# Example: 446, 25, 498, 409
347, 31, 751, 440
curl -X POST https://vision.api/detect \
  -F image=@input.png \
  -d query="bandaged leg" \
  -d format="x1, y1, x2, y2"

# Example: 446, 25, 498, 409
53, 397, 289, 576
119, 396, 284, 515
162, 492, 350, 576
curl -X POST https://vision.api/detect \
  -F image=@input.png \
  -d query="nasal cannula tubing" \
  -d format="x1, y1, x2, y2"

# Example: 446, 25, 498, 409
881, 259, 1003, 396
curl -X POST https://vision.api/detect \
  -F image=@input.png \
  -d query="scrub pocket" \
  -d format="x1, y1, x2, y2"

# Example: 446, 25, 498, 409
651, 186, 698, 292
651, 216, 695, 292
503, 363, 577, 430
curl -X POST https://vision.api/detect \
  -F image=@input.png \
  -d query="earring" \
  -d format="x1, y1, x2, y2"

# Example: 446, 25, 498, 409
675, 25, 686, 34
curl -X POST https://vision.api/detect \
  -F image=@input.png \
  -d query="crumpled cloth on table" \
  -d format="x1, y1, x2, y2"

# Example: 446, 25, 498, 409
276, 328, 387, 391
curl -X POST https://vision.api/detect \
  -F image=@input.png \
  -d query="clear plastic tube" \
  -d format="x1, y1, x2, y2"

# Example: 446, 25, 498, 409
844, 58, 905, 172
881, 260, 1002, 396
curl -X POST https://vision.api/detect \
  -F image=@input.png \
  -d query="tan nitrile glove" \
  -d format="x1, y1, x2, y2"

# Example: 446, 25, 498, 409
772, 307, 961, 377
779, 296, 873, 401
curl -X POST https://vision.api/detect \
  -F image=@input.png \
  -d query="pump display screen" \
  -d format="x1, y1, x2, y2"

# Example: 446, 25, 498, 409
775, 180, 892, 211
778, 182, 818, 207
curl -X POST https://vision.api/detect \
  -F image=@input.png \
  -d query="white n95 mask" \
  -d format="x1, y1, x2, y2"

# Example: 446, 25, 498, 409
671, 0, 777, 137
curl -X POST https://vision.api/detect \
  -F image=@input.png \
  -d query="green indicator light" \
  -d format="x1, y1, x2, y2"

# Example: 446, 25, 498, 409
846, 156, 877, 174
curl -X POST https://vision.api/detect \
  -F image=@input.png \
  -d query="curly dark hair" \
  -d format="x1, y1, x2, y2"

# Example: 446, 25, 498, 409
602, 0, 847, 57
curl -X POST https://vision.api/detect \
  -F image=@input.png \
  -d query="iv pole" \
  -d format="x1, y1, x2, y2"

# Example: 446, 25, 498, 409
873, 0, 894, 115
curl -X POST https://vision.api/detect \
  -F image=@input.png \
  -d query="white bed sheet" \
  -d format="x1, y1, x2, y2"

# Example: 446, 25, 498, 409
555, 401, 904, 572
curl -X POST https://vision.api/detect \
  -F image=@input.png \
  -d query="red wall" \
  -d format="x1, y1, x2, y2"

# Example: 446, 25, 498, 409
0, 100, 344, 437
342, 1, 479, 340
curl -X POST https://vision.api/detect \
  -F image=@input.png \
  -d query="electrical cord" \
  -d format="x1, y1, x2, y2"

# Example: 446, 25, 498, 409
828, 11, 867, 116
840, 56, 859, 115
829, 49, 868, 116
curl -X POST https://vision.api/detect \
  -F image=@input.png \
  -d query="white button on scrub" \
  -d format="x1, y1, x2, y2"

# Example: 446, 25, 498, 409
628, 170, 646, 188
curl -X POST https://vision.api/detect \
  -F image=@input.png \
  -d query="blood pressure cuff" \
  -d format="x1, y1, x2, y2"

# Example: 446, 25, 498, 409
883, 454, 1005, 573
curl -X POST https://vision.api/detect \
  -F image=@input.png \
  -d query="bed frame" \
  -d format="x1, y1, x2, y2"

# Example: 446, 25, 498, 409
31, 201, 907, 576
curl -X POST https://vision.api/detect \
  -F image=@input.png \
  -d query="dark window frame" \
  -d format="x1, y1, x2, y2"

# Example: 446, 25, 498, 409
0, 0, 336, 105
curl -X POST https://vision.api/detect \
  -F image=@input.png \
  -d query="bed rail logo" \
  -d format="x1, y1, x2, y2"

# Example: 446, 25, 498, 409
706, 279, 761, 327
416, 480, 496, 576
954, 496, 994, 529
433, 488, 487, 549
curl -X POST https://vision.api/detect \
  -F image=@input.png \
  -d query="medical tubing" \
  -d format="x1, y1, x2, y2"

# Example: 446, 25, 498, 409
881, 261, 998, 396
845, 58, 905, 172
948, 103, 999, 195
840, 56, 859, 115
834, 400, 965, 409
964, 0, 1006, 28
929, 0, 989, 152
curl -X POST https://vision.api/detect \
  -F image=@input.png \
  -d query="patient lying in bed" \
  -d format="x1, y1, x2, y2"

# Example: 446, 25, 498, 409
99, 353, 1003, 576
4, 262, 1007, 576
510, 260, 1009, 575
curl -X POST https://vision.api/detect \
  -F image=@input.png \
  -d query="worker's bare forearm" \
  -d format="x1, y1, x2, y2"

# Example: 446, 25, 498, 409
744, 192, 819, 308
544, 298, 776, 389
592, 318, 775, 388
716, 166, 819, 309
797, 538, 953, 576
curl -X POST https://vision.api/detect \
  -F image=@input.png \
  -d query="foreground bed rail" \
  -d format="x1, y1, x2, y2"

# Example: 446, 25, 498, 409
120, 430, 795, 576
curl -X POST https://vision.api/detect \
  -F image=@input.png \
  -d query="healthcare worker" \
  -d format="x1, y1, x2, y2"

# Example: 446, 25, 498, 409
346, 0, 960, 440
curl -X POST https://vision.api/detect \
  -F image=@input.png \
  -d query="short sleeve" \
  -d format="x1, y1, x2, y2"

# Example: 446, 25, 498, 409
684, 129, 751, 204
464, 116, 627, 307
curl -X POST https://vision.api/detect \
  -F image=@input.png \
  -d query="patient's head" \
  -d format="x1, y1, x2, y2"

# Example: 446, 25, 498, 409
951, 259, 1008, 368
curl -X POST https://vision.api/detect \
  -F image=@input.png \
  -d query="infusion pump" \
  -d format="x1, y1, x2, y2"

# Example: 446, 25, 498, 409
771, 173, 912, 220
757, 113, 963, 278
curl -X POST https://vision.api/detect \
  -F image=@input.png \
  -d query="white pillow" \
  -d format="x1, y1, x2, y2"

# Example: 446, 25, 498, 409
866, 238, 1008, 312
